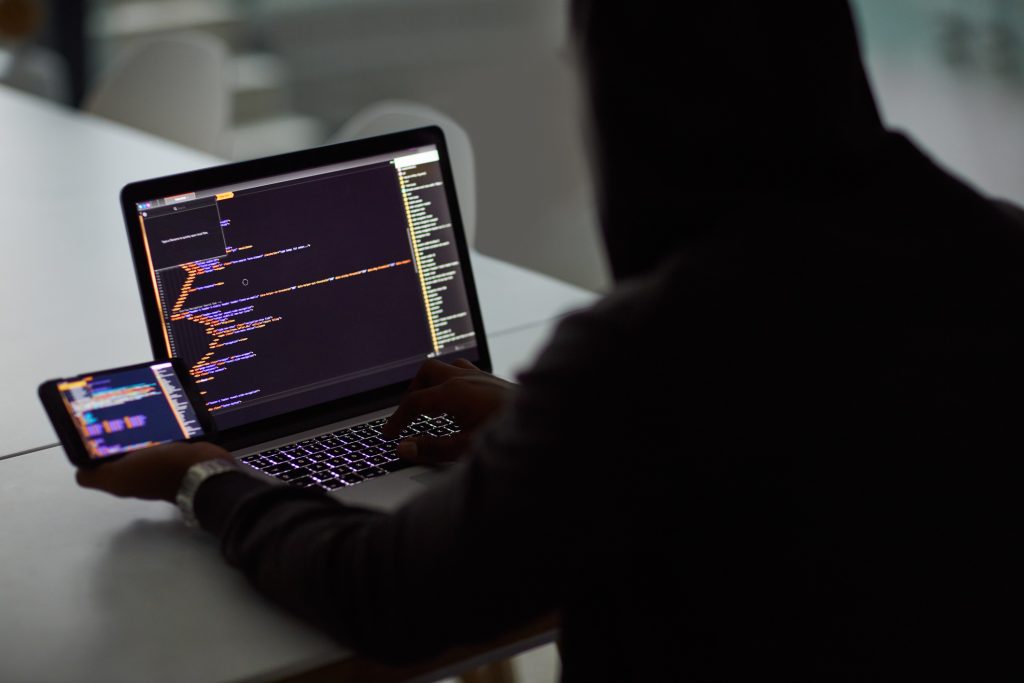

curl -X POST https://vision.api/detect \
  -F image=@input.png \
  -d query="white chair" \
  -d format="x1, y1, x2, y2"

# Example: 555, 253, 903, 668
333, 101, 478, 246
0, 44, 70, 103
85, 32, 231, 157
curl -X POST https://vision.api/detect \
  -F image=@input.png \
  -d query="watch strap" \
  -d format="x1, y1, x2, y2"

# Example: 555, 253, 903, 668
176, 459, 238, 528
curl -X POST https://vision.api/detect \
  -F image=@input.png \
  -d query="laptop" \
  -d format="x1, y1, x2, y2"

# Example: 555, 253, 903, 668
120, 127, 490, 511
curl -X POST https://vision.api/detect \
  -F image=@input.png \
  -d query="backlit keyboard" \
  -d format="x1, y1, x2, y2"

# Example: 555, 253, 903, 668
239, 414, 459, 491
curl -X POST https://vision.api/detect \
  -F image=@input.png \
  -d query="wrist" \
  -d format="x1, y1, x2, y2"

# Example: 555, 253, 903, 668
175, 458, 238, 527
160, 443, 234, 502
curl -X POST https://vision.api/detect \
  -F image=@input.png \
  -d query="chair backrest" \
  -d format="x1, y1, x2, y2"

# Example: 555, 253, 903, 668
333, 100, 477, 246
0, 45, 70, 103
85, 32, 231, 156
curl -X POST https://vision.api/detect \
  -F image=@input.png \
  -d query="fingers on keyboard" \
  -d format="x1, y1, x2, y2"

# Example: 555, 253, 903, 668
240, 414, 458, 488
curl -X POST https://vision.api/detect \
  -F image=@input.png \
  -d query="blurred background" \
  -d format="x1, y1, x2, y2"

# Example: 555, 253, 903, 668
1, 2, 1021, 681
2, 0, 1023, 299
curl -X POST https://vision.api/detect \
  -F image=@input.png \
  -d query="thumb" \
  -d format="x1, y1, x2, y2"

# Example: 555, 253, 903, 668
76, 468, 99, 489
397, 434, 473, 464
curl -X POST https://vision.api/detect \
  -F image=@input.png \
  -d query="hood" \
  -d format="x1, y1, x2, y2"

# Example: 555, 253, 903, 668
573, 1, 887, 281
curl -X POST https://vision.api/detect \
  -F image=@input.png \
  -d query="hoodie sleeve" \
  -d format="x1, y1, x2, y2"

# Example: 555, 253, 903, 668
191, 298, 630, 663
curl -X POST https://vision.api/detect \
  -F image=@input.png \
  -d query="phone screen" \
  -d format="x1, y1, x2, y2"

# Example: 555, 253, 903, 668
56, 362, 206, 460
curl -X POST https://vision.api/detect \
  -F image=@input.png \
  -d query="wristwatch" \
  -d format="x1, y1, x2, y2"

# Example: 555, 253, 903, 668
176, 459, 238, 528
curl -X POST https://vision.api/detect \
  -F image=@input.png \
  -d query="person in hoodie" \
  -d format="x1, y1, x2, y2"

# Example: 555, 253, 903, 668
79, 1, 1020, 679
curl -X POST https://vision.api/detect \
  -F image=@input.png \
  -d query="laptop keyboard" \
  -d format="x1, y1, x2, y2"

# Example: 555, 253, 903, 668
238, 414, 459, 491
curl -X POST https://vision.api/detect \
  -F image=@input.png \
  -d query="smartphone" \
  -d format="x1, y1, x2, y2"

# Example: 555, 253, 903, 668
38, 358, 215, 467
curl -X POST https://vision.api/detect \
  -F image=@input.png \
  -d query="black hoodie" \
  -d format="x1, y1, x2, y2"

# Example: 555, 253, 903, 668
196, 2, 1021, 679
575, 1, 889, 280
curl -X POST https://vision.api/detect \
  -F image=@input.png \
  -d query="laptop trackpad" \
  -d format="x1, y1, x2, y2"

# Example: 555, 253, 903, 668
331, 465, 451, 512
411, 468, 449, 486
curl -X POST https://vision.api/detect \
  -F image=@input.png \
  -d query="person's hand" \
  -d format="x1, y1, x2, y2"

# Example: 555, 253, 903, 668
382, 358, 515, 464
76, 441, 235, 503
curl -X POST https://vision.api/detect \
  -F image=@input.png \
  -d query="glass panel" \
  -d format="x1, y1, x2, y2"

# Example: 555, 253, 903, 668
851, 0, 1024, 204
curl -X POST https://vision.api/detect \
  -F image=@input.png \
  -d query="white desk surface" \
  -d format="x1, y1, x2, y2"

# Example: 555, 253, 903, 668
0, 320, 558, 683
0, 85, 596, 457
0, 445, 342, 683
0, 84, 579, 683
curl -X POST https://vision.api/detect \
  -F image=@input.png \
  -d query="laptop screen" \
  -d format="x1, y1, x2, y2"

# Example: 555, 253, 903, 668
129, 142, 481, 430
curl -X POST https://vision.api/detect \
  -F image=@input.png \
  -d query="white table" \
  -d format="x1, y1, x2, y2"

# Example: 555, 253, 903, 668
0, 84, 593, 682
0, 85, 596, 458
0, 444, 340, 683
0, 322, 559, 683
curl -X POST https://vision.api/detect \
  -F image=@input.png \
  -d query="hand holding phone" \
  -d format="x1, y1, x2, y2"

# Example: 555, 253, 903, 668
75, 440, 233, 502
38, 358, 216, 467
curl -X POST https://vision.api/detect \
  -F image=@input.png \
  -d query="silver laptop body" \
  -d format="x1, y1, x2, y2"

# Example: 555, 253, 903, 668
121, 127, 490, 512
